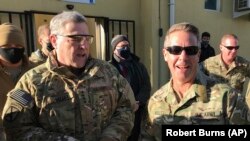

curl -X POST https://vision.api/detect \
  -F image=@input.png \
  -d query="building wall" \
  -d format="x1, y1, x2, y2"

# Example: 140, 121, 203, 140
141, 0, 250, 92
140, 0, 170, 92
175, 0, 250, 60
0, 0, 141, 57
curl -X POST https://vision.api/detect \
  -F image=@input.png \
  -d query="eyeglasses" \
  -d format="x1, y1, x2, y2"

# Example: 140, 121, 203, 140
221, 45, 239, 50
57, 34, 94, 45
165, 46, 199, 55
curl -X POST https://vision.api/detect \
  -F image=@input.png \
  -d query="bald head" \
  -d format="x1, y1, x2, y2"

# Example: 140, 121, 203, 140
220, 34, 239, 65
220, 34, 238, 45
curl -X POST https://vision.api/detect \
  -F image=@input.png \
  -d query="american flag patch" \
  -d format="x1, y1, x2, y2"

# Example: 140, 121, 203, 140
9, 89, 32, 107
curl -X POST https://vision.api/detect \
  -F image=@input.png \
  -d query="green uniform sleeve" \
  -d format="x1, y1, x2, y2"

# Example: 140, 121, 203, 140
140, 111, 158, 141
100, 75, 135, 141
2, 77, 79, 141
227, 89, 250, 124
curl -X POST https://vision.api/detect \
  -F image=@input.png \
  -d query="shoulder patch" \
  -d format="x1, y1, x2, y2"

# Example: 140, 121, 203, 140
9, 89, 33, 107
3, 106, 21, 122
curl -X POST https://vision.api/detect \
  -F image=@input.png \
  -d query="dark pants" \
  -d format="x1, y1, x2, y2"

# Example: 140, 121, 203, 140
127, 106, 144, 141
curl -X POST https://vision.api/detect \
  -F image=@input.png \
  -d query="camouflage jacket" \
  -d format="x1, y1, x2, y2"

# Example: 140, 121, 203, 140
201, 54, 250, 93
140, 71, 250, 141
0, 55, 35, 119
29, 49, 47, 66
0, 55, 35, 141
2, 56, 135, 141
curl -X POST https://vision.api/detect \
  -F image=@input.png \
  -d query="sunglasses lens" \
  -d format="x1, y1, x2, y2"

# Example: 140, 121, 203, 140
225, 46, 239, 50
167, 46, 182, 55
185, 46, 199, 55
166, 46, 198, 55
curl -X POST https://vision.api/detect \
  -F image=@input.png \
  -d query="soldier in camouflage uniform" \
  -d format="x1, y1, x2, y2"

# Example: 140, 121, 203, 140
2, 11, 135, 141
140, 22, 250, 141
201, 34, 250, 94
29, 24, 53, 65
0, 23, 35, 141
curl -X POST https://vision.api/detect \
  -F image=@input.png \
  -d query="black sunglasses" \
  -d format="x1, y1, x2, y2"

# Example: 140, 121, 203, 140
165, 46, 199, 55
222, 45, 240, 50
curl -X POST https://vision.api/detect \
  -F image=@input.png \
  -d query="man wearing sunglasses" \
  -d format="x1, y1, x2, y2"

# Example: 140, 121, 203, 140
2, 11, 135, 141
141, 23, 250, 141
201, 34, 250, 94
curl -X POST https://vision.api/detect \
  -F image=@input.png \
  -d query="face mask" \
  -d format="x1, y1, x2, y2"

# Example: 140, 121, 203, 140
0, 48, 24, 64
46, 42, 54, 52
117, 46, 131, 59
202, 41, 209, 45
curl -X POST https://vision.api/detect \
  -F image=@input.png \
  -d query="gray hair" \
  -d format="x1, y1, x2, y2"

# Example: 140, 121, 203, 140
50, 11, 87, 35
164, 22, 200, 48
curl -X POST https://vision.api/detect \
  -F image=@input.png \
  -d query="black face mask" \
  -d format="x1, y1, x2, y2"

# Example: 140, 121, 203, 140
46, 42, 54, 52
117, 46, 131, 59
0, 48, 24, 64
201, 41, 209, 46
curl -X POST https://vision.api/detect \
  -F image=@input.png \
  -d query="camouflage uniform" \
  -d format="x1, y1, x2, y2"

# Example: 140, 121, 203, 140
29, 49, 47, 65
201, 54, 250, 93
2, 56, 135, 141
0, 56, 34, 141
141, 71, 250, 141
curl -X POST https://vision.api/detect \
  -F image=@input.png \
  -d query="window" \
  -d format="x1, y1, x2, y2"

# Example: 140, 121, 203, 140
63, 0, 95, 4
204, 0, 221, 11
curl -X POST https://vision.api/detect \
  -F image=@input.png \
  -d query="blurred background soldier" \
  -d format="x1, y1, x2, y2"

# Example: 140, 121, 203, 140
201, 34, 250, 94
110, 35, 151, 141
199, 31, 215, 62
2, 11, 135, 141
0, 23, 34, 141
29, 23, 53, 65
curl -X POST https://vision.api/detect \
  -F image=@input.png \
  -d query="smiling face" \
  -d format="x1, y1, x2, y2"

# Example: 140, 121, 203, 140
220, 34, 239, 64
163, 30, 200, 84
51, 21, 91, 68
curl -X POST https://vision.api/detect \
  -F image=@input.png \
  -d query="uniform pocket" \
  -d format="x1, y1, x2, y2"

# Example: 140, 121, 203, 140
38, 94, 75, 132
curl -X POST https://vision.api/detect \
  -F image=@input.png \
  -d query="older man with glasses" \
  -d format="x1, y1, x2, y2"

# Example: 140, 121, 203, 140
201, 34, 250, 94
140, 23, 250, 141
2, 11, 136, 141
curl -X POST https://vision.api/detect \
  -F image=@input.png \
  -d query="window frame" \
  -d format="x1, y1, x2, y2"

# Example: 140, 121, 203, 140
204, 0, 221, 12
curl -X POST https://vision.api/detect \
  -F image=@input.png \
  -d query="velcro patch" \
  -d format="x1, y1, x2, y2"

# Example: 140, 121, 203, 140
4, 106, 21, 122
9, 89, 32, 107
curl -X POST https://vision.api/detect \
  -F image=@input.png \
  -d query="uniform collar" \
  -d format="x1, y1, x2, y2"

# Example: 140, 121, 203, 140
46, 55, 105, 79
166, 70, 208, 105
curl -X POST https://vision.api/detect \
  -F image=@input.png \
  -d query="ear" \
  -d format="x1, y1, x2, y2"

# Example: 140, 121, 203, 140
162, 48, 168, 62
38, 37, 43, 45
50, 35, 57, 49
219, 44, 223, 51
